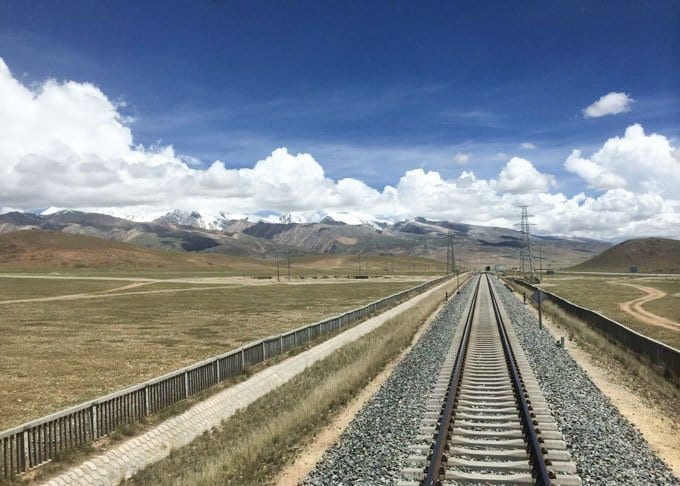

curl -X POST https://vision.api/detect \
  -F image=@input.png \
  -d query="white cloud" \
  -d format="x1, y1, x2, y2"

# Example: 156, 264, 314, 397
564, 124, 680, 197
582, 92, 634, 118
564, 150, 628, 190
0, 58, 679, 241
520, 142, 536, 150
494, 157, 556, 194
453, 152, 471, 164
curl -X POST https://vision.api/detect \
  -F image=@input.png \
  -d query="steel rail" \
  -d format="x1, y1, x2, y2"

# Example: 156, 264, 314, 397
422, 275, 481, 486
486, 275, 552, 486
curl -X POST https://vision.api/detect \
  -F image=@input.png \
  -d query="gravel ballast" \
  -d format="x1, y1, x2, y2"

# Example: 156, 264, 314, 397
305, 275, 678, 485
304, 280, 474, 485
490, 277, 679, 485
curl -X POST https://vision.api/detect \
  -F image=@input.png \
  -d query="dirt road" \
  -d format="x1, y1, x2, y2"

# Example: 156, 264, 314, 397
616, 282, 680, 330
0, 274, 423, 305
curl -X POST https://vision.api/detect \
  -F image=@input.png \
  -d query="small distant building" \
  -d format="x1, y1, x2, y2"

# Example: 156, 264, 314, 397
546, 269, 555, 275
630, 266, 638, 273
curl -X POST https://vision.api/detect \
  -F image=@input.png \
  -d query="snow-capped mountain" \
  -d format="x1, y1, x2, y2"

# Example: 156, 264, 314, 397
0, 209, 612, 268
152, 209, 255, 231
154, 209, 208, 228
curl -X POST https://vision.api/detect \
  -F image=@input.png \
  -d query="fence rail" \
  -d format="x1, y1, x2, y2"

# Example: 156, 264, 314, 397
1, 274, 453, 478
509, 278, 680, 385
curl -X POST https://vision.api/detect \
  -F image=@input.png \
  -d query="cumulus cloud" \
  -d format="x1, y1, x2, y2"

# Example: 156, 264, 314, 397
0, 58, 679, 241
453, 152, 471, 164
564, 150, 628, 190
564, 124, 680, 196
582, 92, 634, 118
520, 142, 536, 150
494, 157, 556, 194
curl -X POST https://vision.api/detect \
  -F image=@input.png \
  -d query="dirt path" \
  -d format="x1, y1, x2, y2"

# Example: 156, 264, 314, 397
615, 282, 680, 330
0, 273, 426, 305
514, 291, 680, 477
0, 273, 422, 286
0, 285, 235, 304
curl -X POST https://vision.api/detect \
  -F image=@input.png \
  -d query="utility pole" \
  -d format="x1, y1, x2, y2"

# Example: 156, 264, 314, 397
445, 229, 455, 274
287, 250, 291, 282
538, 239, 543, 282
276, 250, 280, 282
517, 205, 536, 281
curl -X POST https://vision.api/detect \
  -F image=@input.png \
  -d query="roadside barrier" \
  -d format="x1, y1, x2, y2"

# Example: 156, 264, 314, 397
509, 278, 680, 385
0, 274, 454, 478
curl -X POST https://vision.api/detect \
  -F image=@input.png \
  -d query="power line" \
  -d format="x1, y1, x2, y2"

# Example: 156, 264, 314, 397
516, 205, 536, 281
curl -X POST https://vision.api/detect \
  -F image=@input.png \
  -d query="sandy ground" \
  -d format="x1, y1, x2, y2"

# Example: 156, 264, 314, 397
274, 284, 462, 485
515, 292, 680, 478
615, 282, 680, 330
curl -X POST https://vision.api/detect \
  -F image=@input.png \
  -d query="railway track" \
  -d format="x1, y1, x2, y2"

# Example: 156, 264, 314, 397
401, 274, 581, 485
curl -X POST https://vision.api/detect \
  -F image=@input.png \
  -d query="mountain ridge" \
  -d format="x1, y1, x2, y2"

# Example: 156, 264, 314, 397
0, 210, 612, 269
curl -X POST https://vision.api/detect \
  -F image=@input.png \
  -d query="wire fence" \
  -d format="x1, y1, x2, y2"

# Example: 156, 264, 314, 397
1, 275, 452, 479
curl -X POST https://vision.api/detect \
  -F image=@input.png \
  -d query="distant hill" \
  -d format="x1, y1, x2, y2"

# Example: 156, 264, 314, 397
569, 237, 680, 274
0, 230, 447, 275
0, 211, 611, 270
0, 230, 274, 273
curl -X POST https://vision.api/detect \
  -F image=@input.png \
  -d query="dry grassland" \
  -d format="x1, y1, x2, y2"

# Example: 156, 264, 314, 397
126, 278, 458, 485
0, 278, 124, 300
540, 275, 680, 349
0, 278, 421, 430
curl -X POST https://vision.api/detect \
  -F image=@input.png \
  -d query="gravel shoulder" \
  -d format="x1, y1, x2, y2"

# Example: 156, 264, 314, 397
275, 286, 450, 485
512, 285, 680, 477
491, 278, 679, 485
304, 280, 474, 484
304, 276, 679, 485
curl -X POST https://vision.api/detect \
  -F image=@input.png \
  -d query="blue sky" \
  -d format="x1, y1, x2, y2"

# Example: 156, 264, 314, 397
1, 1, 679, 239
2, 1, 678, 189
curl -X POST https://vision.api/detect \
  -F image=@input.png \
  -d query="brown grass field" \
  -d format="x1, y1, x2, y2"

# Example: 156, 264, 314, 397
0, 276, 424, 430
539, 274, 680, 349
125, 278, 459, 485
